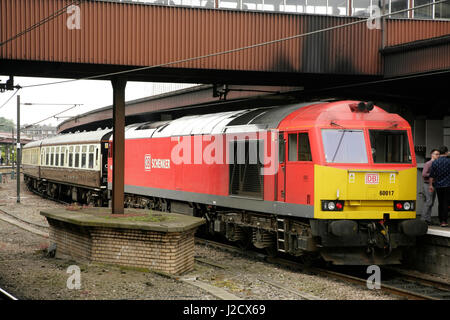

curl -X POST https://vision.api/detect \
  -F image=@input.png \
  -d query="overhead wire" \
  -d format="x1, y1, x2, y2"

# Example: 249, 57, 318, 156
0, 88, 21, 110
25, 104, 81, 127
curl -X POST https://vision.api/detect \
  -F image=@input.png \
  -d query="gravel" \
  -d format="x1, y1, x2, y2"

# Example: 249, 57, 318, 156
0, 175, 397, 300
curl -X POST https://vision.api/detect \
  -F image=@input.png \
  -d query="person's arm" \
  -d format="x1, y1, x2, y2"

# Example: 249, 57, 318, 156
429, 162, 436, 192
423, 161, 432, 178
429, 177, 434, 192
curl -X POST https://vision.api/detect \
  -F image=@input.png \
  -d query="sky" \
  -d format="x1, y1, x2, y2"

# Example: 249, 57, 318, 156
0, 76, 196, 128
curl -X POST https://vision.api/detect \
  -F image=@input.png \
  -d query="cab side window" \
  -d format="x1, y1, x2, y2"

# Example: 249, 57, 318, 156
298, 133, 312, 161
288, 132, 312, 162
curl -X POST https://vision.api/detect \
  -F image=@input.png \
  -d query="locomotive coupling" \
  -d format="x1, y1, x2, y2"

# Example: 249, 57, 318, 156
328, 220, 358, 237
399, 219, 428, 236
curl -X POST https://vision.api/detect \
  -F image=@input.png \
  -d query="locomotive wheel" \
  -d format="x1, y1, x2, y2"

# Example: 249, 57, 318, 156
265, 246, 277, 258
236, 228, 252, 249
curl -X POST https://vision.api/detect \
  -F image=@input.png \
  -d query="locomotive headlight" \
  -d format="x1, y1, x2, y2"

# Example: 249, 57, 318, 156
394, 201, 415, 211
403, 202, 411, 211
322, 200, 344, 211
327, 202, 336, 211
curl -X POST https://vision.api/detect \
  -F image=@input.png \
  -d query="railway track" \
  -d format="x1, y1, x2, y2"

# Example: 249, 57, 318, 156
0, 287, 18, 300
195, 238, 450, 300
2, 192, 448, 301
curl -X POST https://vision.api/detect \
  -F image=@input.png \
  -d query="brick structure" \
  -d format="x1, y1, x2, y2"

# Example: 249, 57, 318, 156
42, 208, 204, 275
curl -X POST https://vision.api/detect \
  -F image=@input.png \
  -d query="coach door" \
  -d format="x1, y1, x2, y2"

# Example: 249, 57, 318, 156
277, 132, 287, 201
284, 131, 313, 205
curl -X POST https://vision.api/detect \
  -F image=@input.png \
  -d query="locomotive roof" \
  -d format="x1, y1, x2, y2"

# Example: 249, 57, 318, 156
277, 100, 410, 130
124, 102, 320, 139
24, 129, 112, 148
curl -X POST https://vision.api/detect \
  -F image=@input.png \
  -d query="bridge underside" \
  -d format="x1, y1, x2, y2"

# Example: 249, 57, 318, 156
0, 59, 378, 87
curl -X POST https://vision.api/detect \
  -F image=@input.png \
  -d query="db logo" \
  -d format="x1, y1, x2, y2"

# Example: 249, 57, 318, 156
145, 154, 151, 171
365, 173, 379, 185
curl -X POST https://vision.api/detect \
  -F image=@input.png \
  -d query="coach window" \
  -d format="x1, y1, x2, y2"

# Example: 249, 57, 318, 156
69, 146, 74, 167
75, 146, 80, 168
41, 149, 45, 166
61, 147, 66, 167
50, 147, 55, 166
81, 146, 87, 169
55, 147, 60, 166
95, 147, 99, 169
88, 146, 95, 169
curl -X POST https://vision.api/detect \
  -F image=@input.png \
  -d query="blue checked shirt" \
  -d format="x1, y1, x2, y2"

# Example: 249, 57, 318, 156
430, 156, 450, 188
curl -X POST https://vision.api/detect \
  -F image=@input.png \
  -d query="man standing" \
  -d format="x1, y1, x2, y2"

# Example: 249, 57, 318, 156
429, 146, 450, 227
422, 149, 440, 225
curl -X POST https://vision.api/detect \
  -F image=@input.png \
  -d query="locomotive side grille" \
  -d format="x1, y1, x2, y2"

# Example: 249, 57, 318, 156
229, 140, 264, 199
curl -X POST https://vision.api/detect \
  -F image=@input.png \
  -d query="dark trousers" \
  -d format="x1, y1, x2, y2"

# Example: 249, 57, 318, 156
435, 186, 450, 223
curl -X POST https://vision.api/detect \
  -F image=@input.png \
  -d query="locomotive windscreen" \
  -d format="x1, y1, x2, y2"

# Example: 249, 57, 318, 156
369, 130, 412, 163
322, 129, 368, 163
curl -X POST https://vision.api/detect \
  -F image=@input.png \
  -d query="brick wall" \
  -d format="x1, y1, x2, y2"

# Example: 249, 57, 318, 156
47, 218, 196, 274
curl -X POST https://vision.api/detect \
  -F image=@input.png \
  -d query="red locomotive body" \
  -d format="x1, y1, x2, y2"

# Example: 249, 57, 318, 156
104, 100, 427, 264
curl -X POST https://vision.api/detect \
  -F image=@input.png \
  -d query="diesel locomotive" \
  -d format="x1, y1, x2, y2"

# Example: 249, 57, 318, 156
23, 100, 428, 265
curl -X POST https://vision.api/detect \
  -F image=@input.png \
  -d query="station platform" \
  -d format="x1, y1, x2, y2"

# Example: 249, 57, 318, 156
427, 226, 450, 238
404, 224, 450, 279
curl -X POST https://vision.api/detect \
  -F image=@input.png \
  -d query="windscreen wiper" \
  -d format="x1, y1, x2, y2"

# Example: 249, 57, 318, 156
331, 129, 347, 163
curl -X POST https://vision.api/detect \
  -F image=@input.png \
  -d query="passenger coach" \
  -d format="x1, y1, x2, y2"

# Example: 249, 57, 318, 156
23, 129, 112, 205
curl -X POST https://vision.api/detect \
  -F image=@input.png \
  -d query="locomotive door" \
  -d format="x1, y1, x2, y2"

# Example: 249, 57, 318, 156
276, 132, 286, 201
284, 131, 313, 205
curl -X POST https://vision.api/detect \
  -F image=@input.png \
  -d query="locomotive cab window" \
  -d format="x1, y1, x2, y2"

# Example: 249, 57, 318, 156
288, 132, 312, 161
369, 130, 412, 163
322, 129, 368, 163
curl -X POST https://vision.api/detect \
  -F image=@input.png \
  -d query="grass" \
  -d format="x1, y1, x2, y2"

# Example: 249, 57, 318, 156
74, 207, 176, 223
101, 214, 172, 223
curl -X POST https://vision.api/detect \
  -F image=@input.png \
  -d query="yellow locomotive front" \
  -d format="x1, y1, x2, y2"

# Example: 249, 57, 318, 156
310, 117, 427, 265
